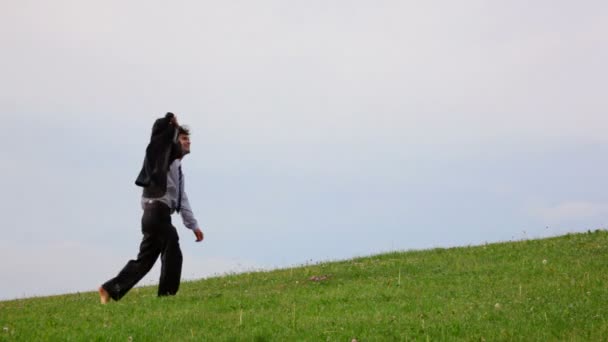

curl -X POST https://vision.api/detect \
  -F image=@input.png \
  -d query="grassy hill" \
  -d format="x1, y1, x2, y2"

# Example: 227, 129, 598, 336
1, 230, 607, 341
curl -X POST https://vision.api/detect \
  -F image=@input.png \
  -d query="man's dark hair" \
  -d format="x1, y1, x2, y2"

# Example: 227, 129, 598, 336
178, 125, 190, 136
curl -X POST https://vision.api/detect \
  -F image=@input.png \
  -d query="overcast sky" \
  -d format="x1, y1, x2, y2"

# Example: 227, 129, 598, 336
1, 1, 607, 300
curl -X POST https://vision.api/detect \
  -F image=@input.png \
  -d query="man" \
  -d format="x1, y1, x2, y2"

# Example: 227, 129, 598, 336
99, 112, 204, 304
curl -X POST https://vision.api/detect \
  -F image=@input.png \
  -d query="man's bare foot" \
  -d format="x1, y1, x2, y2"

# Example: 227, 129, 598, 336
98, 286, 110, 304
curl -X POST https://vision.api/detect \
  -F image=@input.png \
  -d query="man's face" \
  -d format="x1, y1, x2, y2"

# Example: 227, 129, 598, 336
179, 134, 191, 155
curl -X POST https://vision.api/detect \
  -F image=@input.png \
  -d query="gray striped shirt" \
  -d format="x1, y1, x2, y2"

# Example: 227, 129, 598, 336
141, 159, 199, 230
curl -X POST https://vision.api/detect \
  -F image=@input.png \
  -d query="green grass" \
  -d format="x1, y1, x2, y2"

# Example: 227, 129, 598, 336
1, 230, 607, 341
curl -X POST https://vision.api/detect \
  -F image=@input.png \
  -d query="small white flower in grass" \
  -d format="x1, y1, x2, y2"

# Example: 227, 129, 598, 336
494, 303, 501, 310
542, 259, 548, 265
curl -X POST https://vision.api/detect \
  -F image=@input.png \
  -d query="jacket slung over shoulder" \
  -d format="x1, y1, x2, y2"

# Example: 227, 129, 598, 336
135, 112, 183, 198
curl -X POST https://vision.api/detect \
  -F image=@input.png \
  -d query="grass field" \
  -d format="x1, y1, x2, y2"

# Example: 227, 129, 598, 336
1, 230, 607, 341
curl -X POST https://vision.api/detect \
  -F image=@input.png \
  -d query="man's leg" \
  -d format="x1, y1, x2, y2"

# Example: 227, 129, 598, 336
158, 225, 183, 296
100, 203, 167, 302
101, 232, 162, 301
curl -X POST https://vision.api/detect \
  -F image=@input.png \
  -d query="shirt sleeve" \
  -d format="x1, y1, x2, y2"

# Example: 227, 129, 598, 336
179, 187, 199, 230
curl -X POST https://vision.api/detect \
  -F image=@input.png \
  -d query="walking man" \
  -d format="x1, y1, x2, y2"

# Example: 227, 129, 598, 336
99, 112, 204, 303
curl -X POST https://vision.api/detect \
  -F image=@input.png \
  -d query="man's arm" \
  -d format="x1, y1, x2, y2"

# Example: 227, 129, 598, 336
180, 190, 204, 242
135, 113, 179, 189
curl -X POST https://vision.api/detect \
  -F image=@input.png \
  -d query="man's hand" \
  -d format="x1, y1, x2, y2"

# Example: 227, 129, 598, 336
170, 115, 179, 127
193, 228, 204, 242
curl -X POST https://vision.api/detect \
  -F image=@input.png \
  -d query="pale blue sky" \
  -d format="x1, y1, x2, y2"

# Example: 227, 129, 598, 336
1, 1, 607, 300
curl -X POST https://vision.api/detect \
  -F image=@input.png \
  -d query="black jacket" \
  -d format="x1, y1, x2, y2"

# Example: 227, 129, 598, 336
135, 113, 183, 198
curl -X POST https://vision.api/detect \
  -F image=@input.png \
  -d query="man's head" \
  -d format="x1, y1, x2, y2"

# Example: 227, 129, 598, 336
178, 126, 191, 157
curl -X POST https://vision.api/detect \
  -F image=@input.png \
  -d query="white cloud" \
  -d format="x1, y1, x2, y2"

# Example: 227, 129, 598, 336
1, 1, 607, 145
529, 201, 608, 224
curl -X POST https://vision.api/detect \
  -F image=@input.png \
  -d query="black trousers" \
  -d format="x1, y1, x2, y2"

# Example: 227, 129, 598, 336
102, 202, 183, 300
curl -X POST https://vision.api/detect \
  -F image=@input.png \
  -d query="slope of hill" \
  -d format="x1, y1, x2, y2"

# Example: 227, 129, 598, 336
1, 230, 607, 341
